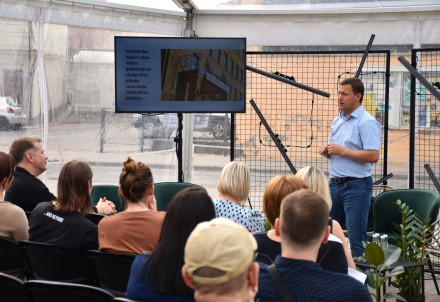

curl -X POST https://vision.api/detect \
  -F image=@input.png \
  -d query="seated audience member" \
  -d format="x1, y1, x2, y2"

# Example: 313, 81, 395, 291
125, 187, 216, 302
254, 175, 348, 274
214, 161, 263, 232
0, 151, 28, 242
296, 166, 356, 269
5, 137, 55, 212
5, 137, 115, 215
28, 160, 99, 253
256, 189, 372, 302
98, 157, 165, 254
182, 218, 259, 302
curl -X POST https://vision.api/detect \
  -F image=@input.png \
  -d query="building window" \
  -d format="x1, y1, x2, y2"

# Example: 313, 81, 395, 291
215, 50, 221, 63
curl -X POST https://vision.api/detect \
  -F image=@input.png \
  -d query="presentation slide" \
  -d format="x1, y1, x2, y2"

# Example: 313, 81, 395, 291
115, 37, 246, 113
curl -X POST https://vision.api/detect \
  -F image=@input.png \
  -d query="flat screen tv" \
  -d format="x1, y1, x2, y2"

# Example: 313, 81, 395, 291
114, 37, 246, 113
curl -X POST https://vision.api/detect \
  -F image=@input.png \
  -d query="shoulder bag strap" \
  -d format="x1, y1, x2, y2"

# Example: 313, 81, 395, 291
268, 263, 296, 302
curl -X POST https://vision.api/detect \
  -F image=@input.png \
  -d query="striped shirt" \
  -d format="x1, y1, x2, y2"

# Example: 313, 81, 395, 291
329, 105, 381, 178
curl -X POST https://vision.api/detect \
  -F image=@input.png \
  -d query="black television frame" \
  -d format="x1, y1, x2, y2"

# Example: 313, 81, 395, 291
114, 36, 246, 113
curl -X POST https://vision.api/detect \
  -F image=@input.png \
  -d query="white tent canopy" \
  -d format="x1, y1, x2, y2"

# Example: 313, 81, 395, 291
1, 0, 439, 46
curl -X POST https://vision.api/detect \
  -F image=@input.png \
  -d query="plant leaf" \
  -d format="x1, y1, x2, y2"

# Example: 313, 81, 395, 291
365, 242, 384, 266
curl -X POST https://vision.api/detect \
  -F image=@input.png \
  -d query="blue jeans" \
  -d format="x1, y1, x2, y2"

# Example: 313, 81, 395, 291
330, 177, 373, 258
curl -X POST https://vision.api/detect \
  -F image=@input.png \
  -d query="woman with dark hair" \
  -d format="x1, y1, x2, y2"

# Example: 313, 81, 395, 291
0, 151, 28, 242
125, 187, 216, 302
29, 160, 98, 253
99, 157, 165, 254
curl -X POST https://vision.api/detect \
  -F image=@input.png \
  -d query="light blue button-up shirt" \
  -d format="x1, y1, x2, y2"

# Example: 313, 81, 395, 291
329, 105, 382, 178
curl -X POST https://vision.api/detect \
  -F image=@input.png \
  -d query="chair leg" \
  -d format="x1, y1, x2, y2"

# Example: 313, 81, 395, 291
427, 258, 440, 295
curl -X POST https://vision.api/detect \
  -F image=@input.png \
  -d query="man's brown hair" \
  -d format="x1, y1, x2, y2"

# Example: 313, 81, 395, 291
9, 137, 41, 164
280, 189, 329, 247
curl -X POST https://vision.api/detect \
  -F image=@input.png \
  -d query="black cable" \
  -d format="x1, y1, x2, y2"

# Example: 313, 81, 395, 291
247, 197, 253, 210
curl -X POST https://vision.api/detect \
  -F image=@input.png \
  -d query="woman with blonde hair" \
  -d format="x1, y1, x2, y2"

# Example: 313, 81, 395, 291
99, 157, 165, 254
254, 174, 350, 274
29, 160, 98, 253
296, 166, 356, 269
214, 161, 263, 232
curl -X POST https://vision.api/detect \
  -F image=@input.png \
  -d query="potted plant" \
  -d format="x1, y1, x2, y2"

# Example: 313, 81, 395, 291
361, 242, 406, 302
392, 200, 435, 301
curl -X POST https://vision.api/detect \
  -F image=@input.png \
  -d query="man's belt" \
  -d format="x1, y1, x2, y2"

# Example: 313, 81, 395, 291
331, 177, 368, 184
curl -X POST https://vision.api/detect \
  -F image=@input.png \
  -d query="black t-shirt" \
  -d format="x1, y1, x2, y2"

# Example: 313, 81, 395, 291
29, 202, 98, 253
5, 167, 56, 212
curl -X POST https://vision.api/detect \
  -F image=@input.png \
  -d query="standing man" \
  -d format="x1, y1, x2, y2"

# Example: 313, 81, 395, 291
5, 137, 115, 215
319, 77, 381, 257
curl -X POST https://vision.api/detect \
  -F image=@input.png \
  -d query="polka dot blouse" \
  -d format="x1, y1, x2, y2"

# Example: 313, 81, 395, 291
213, 198, 264, 233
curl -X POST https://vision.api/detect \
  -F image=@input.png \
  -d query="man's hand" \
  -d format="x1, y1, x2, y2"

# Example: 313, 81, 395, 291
326, 143, 345, 156
326, 143, 379, 163
319, 144, 330, 159
96, 197, 117, 215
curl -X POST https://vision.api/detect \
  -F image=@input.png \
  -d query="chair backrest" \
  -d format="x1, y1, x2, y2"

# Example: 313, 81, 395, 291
24, 280, 114, 302
19, 240, 93, 284
86, 250, 135, 296
0, 272, 29, 302
154, 181, 206, 211
374, 189, 440, 235
91, 184, 126, 212
0, 237, 28, 277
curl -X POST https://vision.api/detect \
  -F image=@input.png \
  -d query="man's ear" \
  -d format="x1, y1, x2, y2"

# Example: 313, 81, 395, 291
274, 218, 281, 237
321, 225, 330, 244
25, 151, 33, 163
182, 265, 195, 289
248, 262, 259, 289
0, 177, 7, 188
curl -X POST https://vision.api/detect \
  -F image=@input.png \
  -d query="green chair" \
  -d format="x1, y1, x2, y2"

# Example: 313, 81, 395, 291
154, 182, 206, 211
373, 189, 440, 241
373, 188, 440, 294
90, 184, 126, 213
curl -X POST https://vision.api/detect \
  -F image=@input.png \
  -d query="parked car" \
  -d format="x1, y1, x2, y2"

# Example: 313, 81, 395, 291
132, 114, 177, 139
132, 113, 230, 139
0, 96, 26, 130
193, 113, 231, 139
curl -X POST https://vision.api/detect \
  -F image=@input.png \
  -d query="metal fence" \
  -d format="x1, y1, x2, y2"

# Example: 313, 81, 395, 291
235, 50, 390, 210
410, 48, 440, 192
